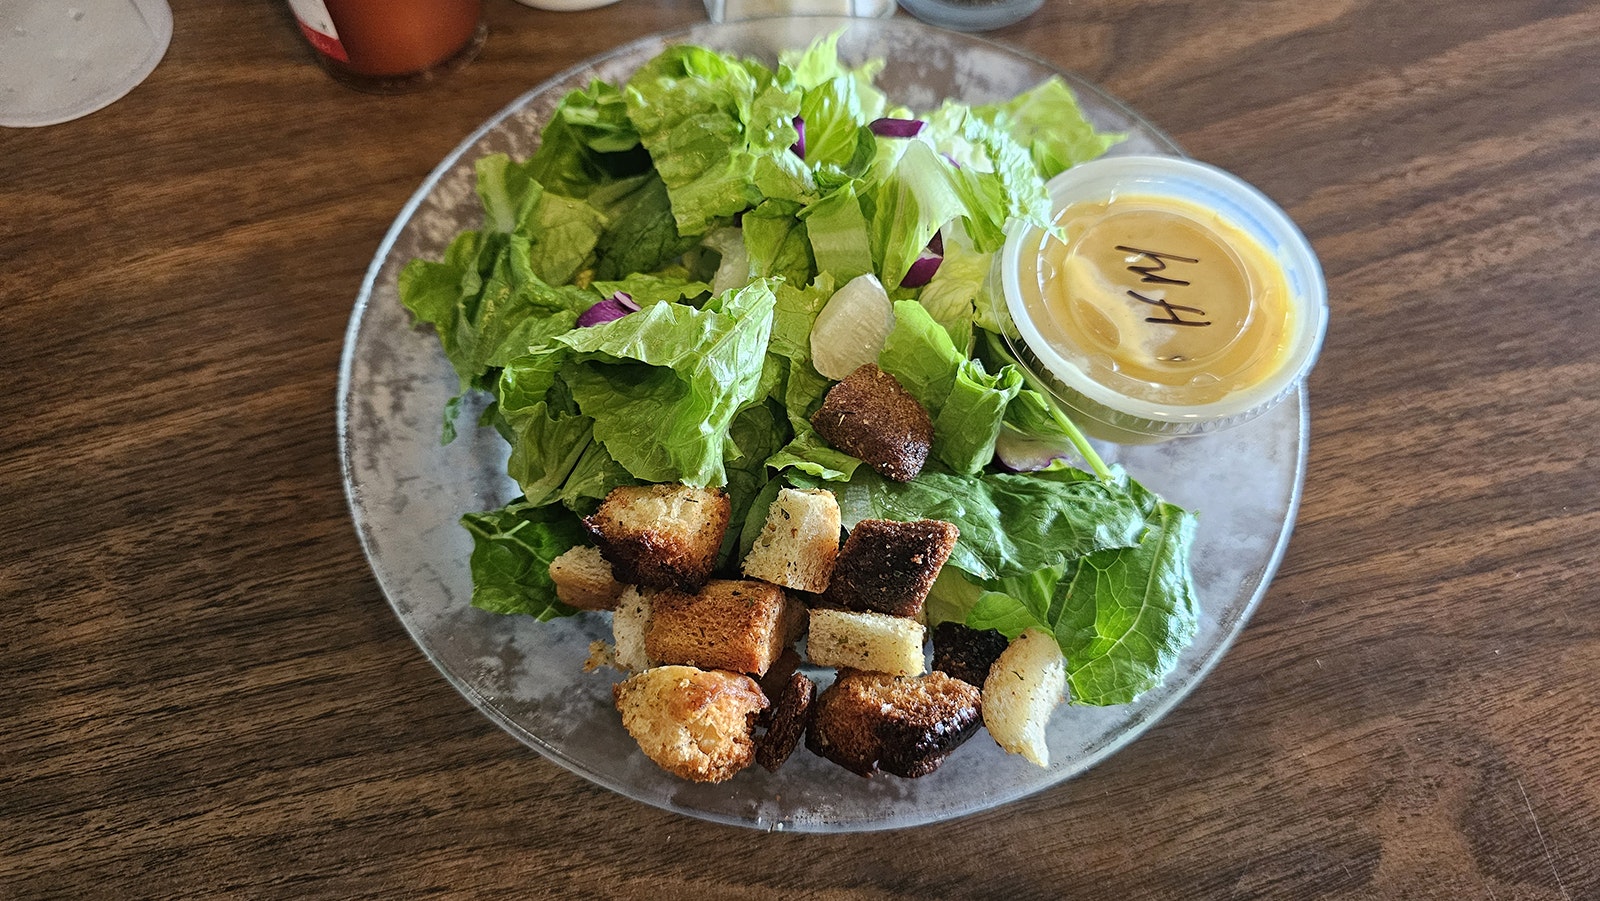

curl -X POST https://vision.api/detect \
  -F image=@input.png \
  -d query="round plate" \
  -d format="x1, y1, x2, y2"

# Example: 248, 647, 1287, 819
338, 16, 1307, 832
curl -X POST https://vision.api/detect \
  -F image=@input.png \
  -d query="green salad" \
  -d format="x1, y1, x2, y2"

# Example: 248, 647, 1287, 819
399, 32, 1198, 707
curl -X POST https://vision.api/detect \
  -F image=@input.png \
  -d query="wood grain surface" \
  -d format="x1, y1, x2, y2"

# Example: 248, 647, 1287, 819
3, 0, 1597, 897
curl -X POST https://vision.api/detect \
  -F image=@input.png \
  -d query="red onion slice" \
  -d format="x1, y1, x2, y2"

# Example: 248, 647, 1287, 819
899, 231, 944, 288
791, 115, 806, 158
576, 292, 640, 328
869, 117, 927, 138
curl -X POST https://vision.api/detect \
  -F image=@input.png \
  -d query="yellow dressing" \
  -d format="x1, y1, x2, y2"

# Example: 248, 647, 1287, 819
1023, 193, 1297, 407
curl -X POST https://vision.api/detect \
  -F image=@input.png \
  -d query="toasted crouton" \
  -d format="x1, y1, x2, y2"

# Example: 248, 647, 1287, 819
983, 628, 1067, 767
931, 621, 1011, 688
810, 364, 933, 482
613, 665, 768, 783
805, 670, 982, 777
754, 671, 816, 772
741, 488, 842, 593
824, 519, 959, 618
583, 484, 731, 591
645, 579, 805, 677
806, 608, 926, 677
611, 587, 653, 672
548, 545, 625, 611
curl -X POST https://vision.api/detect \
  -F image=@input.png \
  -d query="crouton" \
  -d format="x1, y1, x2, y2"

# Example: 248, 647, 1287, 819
931, 621, 1011, 688
756, 646, 804, 703
755, 671, 816, 772
823, 518, 959, 618
806, 608, 926, 677
548, 545, 625, 611
583, 640, 619, 673
741, 488, 841, 593
583, 484, 731, 592
611, 587, 653, 673
645, 579, 805, 677
613, 665, 768, 783
810, 364, 933, 482
982, 628, 1067, 767
805, 670, 982, 777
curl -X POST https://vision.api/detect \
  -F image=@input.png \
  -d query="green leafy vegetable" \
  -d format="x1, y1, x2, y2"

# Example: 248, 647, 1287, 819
975, 77, 1124, 180
460, 501, 586, 619
554, 278, 778, 486
966, 480, 1199, 706
401, 32, 1189, 717
805, 466, 1148, 581
624, 45, 806, 236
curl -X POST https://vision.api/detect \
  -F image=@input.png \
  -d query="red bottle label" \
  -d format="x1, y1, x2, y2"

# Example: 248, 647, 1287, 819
288, 0, 350, 63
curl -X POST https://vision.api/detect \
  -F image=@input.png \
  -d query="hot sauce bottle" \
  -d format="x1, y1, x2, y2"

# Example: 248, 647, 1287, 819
289, 0, 486, 93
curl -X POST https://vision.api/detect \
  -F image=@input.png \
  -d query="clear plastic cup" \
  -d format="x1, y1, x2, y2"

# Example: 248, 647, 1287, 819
0, 0, 172, 127
997, 155, 1328, 444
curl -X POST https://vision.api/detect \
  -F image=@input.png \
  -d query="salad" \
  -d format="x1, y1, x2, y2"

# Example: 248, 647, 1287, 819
398, 31, 1198, 713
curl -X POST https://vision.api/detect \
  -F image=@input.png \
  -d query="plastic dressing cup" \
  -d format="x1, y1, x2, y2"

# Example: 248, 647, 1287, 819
998, 155, 1328, 444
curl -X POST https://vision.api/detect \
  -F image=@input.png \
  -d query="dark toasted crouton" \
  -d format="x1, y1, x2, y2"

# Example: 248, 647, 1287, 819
805, 670, 982, 778
548, 545, 625, 611
823, 518, 959, 618
755, 671, 816, 772
645, 579, 804, 677
613, 665, 767, 783
810, 364, 933, 482
756, 646, 805, 704
583, 484, 731, 591
931, 622, 1011, 688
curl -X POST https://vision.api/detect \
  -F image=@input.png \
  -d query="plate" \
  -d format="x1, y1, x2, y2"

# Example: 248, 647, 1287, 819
338, 16, 1307, 832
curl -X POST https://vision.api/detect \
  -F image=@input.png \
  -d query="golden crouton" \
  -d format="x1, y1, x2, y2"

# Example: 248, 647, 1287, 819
583, 484, 731, 591
548, 545, 625, 611
645, 579, 805, 677
611, 587, 653, 673
823, 518, 959, 618
805, 670, 982, 778
810, 364, 933, 482
740, 487, 842, 593
613, 665, 768, 783
806, 608, 926, 677
983, 628, 1067, 767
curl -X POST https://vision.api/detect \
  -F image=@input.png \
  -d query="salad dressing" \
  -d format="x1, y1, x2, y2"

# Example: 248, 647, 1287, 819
1028, 193, 1296, 406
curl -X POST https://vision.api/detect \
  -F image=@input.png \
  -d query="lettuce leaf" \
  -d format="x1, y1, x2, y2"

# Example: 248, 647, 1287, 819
761, 278, 863, 481
624, 45, 804, 236
966, 479, 1199, 706
590, 173, 702, 280
781, 30, 887, 173
742, 199, 816, 287
798, 182, 874, 285
554, 278, 779, 486
526, 79, 650, 199
878, 300, 1019, 474
975, 77, 1123, 180
460, 500, 586, 619
807, 466, 1148, 581
868, 139, 968, 289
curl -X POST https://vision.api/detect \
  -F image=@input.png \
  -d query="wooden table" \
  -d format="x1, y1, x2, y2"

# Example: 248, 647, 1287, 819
5, 0, 1597, 896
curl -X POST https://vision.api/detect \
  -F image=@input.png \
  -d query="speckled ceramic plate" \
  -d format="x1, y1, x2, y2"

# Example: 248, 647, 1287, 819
337, 16, 1307, 832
